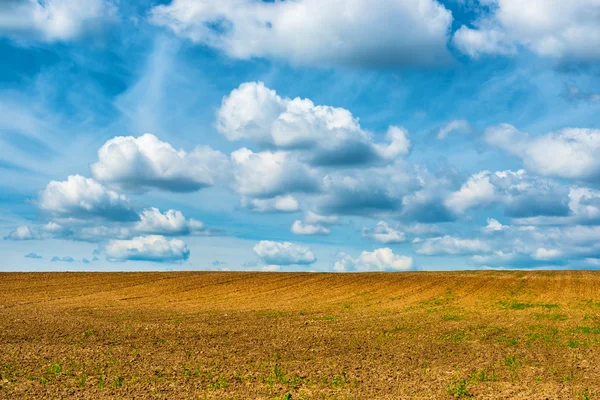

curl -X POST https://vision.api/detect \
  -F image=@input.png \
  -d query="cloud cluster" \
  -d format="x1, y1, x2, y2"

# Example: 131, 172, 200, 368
291, 211, 339, 236
241, 196, 299, 213
150, 0, 452, 67
135, 208, 205, 236
219, 82, 410, 167
38, 175, 138, 222
104, 235, 190, 262
453, 0, 600, 62
333, 248, 413, 272
361, 221, 406, 244
6, 206, 206, 242
0, 0, 117, 42
91, 134, 228, 193
253, 240, 316, 266
230, 147, 319, 198
445, 169, 570, 218
486, 124, 600, 183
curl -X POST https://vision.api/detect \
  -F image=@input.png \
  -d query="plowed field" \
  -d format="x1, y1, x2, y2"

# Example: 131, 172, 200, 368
2, 271, 600, 399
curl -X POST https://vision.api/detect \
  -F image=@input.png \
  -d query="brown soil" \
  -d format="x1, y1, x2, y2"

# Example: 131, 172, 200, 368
1, 271, 600, 399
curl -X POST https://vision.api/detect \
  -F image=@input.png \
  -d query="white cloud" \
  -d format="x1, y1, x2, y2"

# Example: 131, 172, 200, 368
253, 240, 316, 265
150, 0, 452, 67
218, 82, 410, 166
319, 161, 414, 216
5, 207, 208, 243
445, 171, 496, 214
304, 211, 339, 225
91, 134, 228, 193
291, 220, 330, 236
5, 226, 35, 240
0, 0, 117, 42
38, 175, 138, 222
104, 235, 190, 262
230, 147, 319, 198
453, 0, 600, 62
290, 211, 339, 236
445, 168, 570, 218
483, 218, 507, 232
241, 195, 300, 213
362, 221, 406, 244
512, 187, 600, 226
415, 235, 491, 255
333, 248, 413, 272
437, 119, 472, 139
452, 26, 515, 58
531, 247, 562, 261
135, 208, 205, 236
486, 124, 600, 182
5, 222, 71, 241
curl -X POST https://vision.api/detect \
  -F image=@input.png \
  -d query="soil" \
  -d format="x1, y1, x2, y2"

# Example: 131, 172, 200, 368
1, 271, 600, 399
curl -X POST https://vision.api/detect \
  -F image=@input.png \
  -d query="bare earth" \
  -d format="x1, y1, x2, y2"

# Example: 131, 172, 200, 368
1, 271, 600, 399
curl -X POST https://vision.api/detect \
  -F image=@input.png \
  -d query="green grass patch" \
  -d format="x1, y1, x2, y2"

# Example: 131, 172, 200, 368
574, 326, 600, 334
446, 379, 472, 398
499, 301, 559, 310
533, 313, 567, 321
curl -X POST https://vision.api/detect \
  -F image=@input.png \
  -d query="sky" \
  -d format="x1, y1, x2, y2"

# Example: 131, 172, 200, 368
1, 0, 600, 272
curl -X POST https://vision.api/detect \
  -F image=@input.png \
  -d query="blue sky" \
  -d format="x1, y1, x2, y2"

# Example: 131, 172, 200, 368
1, 0, 600, 272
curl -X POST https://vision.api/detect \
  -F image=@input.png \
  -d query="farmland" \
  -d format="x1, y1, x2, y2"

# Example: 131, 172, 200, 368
1, 271, 600, 399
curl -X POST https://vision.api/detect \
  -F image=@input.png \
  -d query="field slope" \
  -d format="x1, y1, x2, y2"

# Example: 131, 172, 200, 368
1, 271, 600, 399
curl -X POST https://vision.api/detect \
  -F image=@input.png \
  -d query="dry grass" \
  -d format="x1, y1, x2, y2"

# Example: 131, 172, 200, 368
1, 271, 600, 399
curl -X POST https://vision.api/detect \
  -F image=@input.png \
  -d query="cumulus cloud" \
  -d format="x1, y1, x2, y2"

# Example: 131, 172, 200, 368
91, 134, 228, 193
135, 207, 205, 236
218, 82, 410, 166
24, 252, 42, 259
445, 169, 570, 218
0, 0, 117, 42
291, 211, 339, 236
231, 148, 319, 198
333, 248, 413, 272
486, 124, 600, 183
5, 207, 207, 243
445, 171, 496, 215
241, 195, 299, 213
103, 235, 190, 262
362, 221, 406, 244
453, 0, 600, 62
304, 211, 339, 225
38, 175, 138, 222
5, 222, 70, 241
150, 0, 452, 68
414, 235, 491, 256
437, 119, 472, 139
483, 218, 507, 232
452, 26, 515, 58
291, 220, 330, 236
6, 226, 36, 240
253, 240, 316, 266
319, 162, 414, 216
